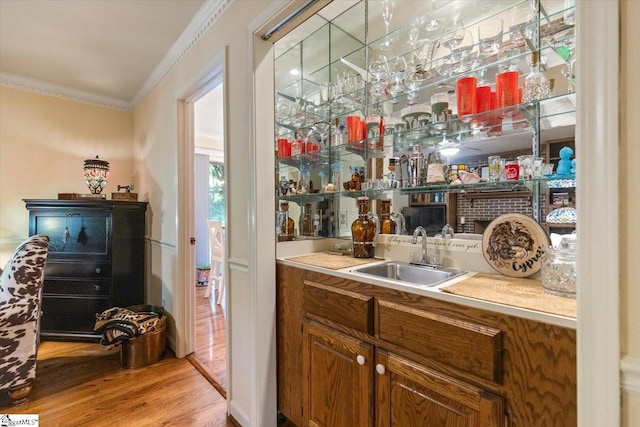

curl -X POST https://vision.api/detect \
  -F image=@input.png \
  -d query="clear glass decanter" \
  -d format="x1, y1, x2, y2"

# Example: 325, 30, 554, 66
523, 51, 551, 102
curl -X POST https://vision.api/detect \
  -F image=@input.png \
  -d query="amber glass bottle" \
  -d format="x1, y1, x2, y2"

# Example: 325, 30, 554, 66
300, 203, 314, 237
379, 199, 396, 235
278, 201, 295, 242
351, 197, 378, 258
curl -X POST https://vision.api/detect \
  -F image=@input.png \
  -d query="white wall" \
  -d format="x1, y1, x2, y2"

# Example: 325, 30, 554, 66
0, 86, 134, 263
131, 1, 280, 425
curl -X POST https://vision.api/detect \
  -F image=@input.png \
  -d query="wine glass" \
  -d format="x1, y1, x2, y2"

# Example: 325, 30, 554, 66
405, 64, 428, 105
368, 50, 390, 104
450, 30, 474, 73
478, 17, 503, 59
387, 55, 408, 103
548, 28, 576, 93
407, 16, 425, 64
380, 0, 395, 50
441, 18, 465, 64
425, 0, 441, 32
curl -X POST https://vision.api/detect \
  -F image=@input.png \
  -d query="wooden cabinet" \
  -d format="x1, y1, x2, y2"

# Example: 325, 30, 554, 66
376, 350, 503, 427
24, 199, 147, 341
303, 322, 374, 427
277, 263, 577, 427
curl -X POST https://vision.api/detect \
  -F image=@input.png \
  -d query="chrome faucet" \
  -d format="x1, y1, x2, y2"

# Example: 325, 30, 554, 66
410, 226, 438, 268
441, 224, 454, 239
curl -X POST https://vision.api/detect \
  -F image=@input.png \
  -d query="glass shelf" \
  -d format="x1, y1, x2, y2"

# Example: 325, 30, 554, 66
274, 0, 576, 239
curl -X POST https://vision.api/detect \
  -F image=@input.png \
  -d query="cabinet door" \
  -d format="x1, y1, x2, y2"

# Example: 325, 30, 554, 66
376, 350, 504, 427
303, 321, 374, 427
31, 210, 111, 260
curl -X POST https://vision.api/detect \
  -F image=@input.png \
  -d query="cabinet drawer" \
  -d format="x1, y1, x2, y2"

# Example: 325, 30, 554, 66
43, 278, 110, 296
377, 300, 502, 383
45, 261, 111, 278
304, 280, 373, 335
41, 295, 110, 334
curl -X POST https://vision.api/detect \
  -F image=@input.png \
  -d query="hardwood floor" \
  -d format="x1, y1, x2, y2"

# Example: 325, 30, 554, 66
189, 285, 227, 397
0, 341, 235, 426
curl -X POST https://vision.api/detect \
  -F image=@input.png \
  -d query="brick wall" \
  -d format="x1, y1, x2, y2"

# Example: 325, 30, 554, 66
453, 192, 556, 234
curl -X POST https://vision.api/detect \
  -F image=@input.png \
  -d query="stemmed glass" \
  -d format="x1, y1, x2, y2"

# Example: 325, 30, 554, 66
405, 40, 434, 105
441, 19, 473, 75
548, 27, 576, 93
405, 64, 429, 105
380, 0, 395, 50
440, 17, 465, 69
313, 121, 331, 149
478, 18, 503, 59
407, 16, 425, 65
387, 55, 408, 103
425, 0, 441, 32
368, 50, 390, 105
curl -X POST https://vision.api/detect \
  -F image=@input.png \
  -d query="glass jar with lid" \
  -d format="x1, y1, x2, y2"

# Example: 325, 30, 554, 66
541, 239, 576, 298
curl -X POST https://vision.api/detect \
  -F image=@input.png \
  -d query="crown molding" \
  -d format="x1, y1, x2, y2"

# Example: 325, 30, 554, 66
131, 0, 233, 107
0, 72, 135, 111
0, 0, 234, 111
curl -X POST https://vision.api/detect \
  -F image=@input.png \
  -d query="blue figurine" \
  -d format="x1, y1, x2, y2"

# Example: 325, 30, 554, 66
556, 146, 574, 175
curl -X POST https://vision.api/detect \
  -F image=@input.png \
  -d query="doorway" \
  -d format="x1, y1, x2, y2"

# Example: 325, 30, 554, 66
176, 52, 229, 400
190, 85, 228, 397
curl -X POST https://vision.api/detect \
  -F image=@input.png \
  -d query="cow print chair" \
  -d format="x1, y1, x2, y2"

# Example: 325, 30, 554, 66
0, 235, 49, 405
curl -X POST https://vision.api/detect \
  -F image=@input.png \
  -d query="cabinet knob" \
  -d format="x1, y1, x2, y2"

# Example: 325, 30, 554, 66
376, 364, 386, 375
95, 267, 101, 274
94, 284, 101, 291
356, 355, 366, 365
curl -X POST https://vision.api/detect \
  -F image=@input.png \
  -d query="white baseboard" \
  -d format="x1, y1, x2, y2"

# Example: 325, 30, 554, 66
621, 355, 640, 395
229, 400, 250, 427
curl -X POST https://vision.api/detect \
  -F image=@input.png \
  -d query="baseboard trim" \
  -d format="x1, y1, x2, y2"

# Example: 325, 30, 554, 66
621, 355, 640, 395
229, 400, 250, 427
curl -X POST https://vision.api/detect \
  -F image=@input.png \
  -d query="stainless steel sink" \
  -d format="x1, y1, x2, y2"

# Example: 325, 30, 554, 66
351, 261, 467, 288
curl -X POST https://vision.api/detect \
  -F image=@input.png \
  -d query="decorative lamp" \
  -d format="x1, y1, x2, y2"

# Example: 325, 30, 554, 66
83, 156, 110, 194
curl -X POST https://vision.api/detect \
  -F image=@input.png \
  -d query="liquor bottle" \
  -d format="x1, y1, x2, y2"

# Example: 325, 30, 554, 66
278, 201, 295, 242
300, 203, 314, 237
379, 199, 396, 235
351, 197, 378, 258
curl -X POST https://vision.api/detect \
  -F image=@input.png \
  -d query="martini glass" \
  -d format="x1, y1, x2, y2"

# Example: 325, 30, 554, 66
548, 28, 576, 93
313, 121, 331, 149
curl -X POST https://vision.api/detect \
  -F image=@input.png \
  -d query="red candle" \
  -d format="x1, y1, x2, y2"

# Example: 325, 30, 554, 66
456, 76, 477, 121
476, 85, 491, 113
487, 91, 503, 137
346, 115, 362, 143
474, 85, 492, 129
496, 70, 519, 115
277, 138, 290, 158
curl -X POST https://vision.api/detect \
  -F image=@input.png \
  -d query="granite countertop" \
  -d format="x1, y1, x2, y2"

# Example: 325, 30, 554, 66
278, 252, 577, 329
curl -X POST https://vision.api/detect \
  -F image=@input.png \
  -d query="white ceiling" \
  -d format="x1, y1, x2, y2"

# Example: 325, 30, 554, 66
0, 0, 220, 109
0, 0, 229, 143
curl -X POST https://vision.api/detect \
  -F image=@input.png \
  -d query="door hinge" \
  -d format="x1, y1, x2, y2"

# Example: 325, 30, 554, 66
190, 237, 196, 245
